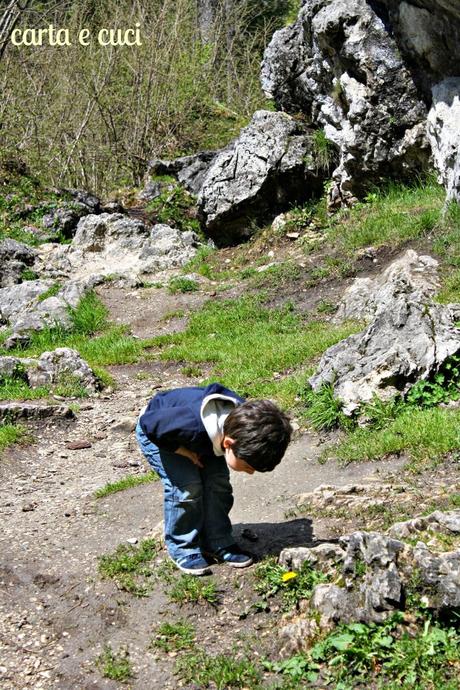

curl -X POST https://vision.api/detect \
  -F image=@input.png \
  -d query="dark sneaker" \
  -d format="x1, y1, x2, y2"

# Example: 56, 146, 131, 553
174, 553, 211, 576
211, 544, 253, 568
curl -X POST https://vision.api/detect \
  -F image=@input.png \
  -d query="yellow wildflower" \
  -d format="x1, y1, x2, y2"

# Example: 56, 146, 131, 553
281, 571, 298, 582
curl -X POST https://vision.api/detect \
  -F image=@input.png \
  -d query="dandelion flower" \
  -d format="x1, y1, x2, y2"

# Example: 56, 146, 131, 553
281, 571, 297, 582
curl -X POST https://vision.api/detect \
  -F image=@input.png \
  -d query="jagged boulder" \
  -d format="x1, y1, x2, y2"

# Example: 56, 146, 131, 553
197, 110, 325, 244
147, 151, 220, 196
38, 214, 201, 281
279, 513, 460, 651
0, 348, 100, 392
427, 78, 460, 203
310, 251, 460, 414
261, 0, 429, 205
334, 250, 439, 322
0, 276, 100, 348
0, 239, 37, 288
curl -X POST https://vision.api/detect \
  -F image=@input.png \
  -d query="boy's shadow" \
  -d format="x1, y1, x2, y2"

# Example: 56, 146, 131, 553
233, 518, 316, 561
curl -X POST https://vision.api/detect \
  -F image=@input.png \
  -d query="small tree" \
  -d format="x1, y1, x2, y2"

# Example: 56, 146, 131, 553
0, 0, 32, 62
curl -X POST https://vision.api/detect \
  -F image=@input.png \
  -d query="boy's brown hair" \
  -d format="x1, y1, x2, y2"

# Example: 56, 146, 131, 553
223, 399, 292, 472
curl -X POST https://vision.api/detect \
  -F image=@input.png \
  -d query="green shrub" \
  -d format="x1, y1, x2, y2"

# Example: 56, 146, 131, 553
168, 276, 199, 294
267, 615, 460, 687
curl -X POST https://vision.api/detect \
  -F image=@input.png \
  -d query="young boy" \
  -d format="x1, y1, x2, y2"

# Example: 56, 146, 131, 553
136, 382, 292, 576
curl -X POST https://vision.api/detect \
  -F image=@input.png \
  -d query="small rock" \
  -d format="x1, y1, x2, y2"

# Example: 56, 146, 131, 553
66, 440, 92, 450
22, 502, 37, 512
127, 538, 138, 545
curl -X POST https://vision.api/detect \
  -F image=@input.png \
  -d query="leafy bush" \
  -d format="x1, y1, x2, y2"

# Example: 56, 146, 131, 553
268, 615, 460, 688
168, 276, 199, 294
406, 355, 460, 408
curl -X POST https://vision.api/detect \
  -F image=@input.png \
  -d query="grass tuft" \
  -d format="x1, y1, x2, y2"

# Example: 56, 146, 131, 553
98, 538, 158, 597
152, 620, 196, 652
96, 644, 133, 683
95, 472, 158, 499
175, 650, 261, 689
0, 422, 27, 453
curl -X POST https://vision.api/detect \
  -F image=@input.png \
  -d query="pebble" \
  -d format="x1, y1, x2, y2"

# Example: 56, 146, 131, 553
127, 538, 138, 545
66, 440, 92, 450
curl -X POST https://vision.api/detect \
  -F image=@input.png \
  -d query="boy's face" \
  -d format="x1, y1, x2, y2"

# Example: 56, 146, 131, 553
223, 437, 255, 475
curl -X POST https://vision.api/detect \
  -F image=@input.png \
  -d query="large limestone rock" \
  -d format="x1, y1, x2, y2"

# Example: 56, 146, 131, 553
148, 151, 220, 196
0, 348, 100, 392
279, 513, 460, 650
261, 0, 429, 204
427, 78, 460, 202
334, 250, 439, 322
310, 251, 460, 414
379, 1, 460, 97
0, 239, 37, 287
38, 213, 200, 281
0, 276, 100, 347
197, 110, 325, 244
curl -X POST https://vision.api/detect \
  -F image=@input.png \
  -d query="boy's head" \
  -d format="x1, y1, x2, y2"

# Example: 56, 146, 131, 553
222, 399, 292, 473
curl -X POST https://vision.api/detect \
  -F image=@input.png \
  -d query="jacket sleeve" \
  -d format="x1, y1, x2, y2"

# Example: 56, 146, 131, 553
139, 406, 202, 452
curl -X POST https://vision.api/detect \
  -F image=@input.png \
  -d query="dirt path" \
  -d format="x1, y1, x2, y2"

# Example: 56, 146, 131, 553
0, 284, 405, 689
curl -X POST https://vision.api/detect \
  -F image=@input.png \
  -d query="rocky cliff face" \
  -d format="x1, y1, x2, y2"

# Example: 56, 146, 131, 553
261, 0, 460, 204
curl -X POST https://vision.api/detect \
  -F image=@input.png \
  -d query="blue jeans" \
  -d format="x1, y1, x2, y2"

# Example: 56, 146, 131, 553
135, 421, 234, 562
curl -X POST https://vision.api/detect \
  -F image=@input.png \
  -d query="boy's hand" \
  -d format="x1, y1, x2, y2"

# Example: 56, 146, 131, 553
175, 446, 204, 468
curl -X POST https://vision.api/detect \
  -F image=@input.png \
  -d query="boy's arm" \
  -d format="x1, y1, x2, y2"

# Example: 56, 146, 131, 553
175, 446, 204, 468
140, 405, 204, 467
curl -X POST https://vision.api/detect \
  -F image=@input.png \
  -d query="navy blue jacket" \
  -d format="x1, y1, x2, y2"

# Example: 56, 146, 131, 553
139, 383, 244, 455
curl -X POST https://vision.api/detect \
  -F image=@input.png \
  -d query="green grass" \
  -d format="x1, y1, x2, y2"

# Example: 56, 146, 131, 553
325, 179, 443, 252
37, 282, 62, 302
0, 423, 27, 453
98, 538, 158, 597
168, 575, 219, 606
0, 377, 50, 401
175, 650, 261, 689
152, 620, 196, 652
326, 407, 460, 466
153, 295, 359, 407
1, 292, 148, 368
94, 472, 158, 499
96, 645, 133, 683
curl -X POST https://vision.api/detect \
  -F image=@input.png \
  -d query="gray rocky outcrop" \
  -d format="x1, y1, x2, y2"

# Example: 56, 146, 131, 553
279, 512, 460, 651
427, 78, 460, 202
148, 151, 220, 196
0, 348, 100, 392
37, 214, 201, 281
197, 110, 325, 244
0, 276, 100, 348
310, 250, 460, 414
334, 250, 440, 322
261, 0, 429, 205
0, 239, 37, 287
0, 401, 75, 422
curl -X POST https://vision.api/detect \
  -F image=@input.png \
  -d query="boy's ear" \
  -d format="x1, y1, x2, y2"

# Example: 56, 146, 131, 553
222, 436, 235, 449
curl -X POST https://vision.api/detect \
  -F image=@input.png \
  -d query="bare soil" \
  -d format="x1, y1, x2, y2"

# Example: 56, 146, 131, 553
0, 241, 456, 689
